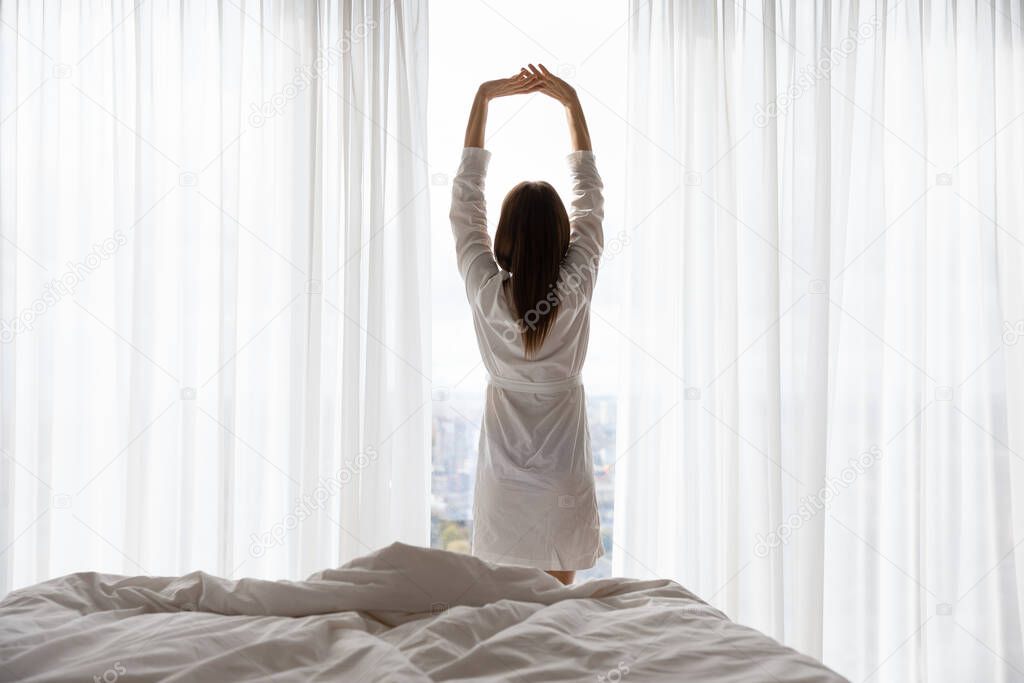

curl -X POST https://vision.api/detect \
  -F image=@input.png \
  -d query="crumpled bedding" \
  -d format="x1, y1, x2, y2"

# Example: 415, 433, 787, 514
0, 542, 848, 682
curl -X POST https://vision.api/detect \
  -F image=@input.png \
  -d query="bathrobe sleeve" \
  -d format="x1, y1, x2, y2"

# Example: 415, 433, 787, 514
449, 147, 500, 296
562, 150, 605, 301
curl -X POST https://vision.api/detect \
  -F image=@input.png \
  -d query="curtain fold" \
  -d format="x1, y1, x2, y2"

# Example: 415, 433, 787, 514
0, 0, 431, 592
619, 0, 1024, 680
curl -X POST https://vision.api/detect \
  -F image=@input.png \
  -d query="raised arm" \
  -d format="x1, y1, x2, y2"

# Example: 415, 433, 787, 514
463, 70, 539, 148
528, 65, 604, 297
528, 63, 592, 152
451, 71, 540, 294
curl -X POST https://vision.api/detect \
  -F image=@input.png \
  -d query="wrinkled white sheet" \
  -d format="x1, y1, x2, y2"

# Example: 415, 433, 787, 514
0, 543, 847, 682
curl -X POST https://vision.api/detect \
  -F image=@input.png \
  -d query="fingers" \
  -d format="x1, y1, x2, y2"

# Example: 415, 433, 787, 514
524, 63, 566, 91
516, 64, 559, 100
488, 65, 557, 99
516, 70, 539, 87
498, 70, 540, 96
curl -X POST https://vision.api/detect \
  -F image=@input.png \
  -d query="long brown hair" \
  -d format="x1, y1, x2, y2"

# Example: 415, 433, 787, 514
493, 181, 571, 358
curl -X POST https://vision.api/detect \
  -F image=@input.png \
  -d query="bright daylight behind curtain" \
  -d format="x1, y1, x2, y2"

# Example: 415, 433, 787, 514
0, 0, 431, 593
618, 0, 1024, 680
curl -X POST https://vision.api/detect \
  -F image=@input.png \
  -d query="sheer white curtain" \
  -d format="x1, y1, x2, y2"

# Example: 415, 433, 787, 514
617, 0, 1024, 680
0, 0, 431, 593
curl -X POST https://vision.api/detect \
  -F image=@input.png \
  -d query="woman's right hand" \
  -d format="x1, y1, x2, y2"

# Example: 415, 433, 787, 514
526, 64, 579, 107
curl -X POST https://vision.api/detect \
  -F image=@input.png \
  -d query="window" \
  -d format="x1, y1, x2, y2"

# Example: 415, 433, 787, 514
427, 0, 628, 579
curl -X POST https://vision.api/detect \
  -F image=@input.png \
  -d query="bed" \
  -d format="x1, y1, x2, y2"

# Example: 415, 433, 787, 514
0, 542, 847, 682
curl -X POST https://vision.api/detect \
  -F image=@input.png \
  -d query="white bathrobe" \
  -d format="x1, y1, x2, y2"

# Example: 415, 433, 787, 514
449, 147, 605, 570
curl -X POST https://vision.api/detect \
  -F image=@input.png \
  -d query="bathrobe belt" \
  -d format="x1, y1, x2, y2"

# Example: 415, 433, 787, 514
487, 374, 583, 394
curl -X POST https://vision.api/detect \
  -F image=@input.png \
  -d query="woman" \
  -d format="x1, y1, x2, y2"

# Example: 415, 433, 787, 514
450, 64, 604, 585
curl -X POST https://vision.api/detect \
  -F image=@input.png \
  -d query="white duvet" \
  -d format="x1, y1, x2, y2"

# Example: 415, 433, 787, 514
0, 543, 847, 682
